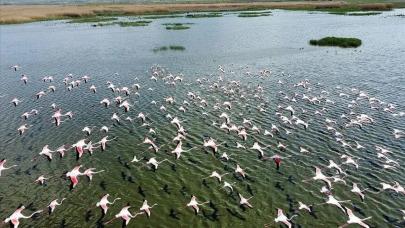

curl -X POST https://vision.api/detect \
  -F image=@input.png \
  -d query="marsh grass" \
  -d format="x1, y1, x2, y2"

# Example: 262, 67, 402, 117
115, 21, 152, 27
309, 37, 362, 48
68, 17, 117, 23
185, 12, 223, 18
286, 3, 393, 13
153, 45, 186, 52
91, 20, 152, 27
0, 3, 398, 25
163, 23, 193, 30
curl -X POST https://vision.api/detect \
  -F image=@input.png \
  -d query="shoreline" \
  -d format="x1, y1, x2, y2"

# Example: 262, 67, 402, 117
0, 2, 398, 25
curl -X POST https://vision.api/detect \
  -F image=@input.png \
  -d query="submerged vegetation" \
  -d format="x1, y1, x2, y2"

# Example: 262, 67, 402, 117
330, 11, 382, 16
238, 11, 272, 17
91, 20, 152, 27
185, 12, 223, 18
115, 21, 152, 27
163, 23, 193, 30
68, 17, 117, 23
309, 37, 362, 48
153, 45, 186, 52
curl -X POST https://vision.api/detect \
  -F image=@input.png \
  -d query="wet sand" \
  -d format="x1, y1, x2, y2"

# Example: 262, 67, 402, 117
0, 1, 393, 24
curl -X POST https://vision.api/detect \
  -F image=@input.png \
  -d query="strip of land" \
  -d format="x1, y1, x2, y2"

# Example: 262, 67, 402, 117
0, 2, 397, 24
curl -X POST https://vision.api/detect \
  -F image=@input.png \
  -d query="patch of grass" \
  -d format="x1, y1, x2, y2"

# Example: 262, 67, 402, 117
238, 12, 272, 17
115, 21, 152, 27
142, 15, 183, 19
68, 17, 117, 23
309, 37, 362, 48
169, 45, 186, 51
163, 23, 192, 30
153, 45, 186, 53
185, 12, 222, 18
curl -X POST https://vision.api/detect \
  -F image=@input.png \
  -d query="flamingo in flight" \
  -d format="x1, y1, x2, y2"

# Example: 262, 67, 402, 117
96, 194, 121, 215
0, 159, 17, 177
4, 206, 43, 228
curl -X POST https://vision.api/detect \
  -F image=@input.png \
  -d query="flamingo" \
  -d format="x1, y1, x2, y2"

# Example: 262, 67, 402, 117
17, 124, 31, 135
139, 200, 158, 217
107, 206, 143, 226
303, 166, 332, 188
48, 198, 66, 214
83, 168, 104, 181
186, 195, 209, 214
82, 126, 94, 135
11, 98, 22, 106
100, 98, 110, 107
4, 206, 43, 228
0, 159, 17, 176
220, 181, 235, 192
235, 164, 247, 178
71, 139, 87, 158
250, 142, 270, 157
272, 208, 297, 228
339, 207, 372, 228
34, 175, 49, 185
203, 138, 223, 153
238, 193, 253, 208
96, 194, 121, 215
66, 165, 83, 188
318, 195, 350, 213
203, 171, 228, 182
145, 157, 169, 170
90, 85, 97, 93
38, 145, 55, 161
351, 183, 367, 201
298, 201, 312, 213
171, 141, 193, 159
97, 136, 116, 151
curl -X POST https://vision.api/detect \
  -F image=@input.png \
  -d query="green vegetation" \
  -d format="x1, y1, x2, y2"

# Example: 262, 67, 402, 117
238, 11, 272, 17
185, 12, 222, 18
163, 23, 193, 30
115, 21, 152, 27
68, 17, 117, 23
309, 37, 362, 48
153, 45, 186, 52
142, 15, 183, 19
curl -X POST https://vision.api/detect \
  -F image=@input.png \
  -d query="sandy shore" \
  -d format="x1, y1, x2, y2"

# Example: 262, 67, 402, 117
0, 2, 394, 24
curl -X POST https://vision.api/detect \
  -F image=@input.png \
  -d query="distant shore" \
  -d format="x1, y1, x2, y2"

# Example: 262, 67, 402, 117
0, 2, 398, 25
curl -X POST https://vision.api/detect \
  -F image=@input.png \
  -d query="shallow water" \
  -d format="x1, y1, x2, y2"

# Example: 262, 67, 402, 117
0, 9, 405, 228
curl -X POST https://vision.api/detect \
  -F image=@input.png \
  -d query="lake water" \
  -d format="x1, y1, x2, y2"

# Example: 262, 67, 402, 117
0, 9, 405, 228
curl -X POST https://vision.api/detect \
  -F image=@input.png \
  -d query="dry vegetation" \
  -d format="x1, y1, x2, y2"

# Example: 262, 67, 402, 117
0, 2, 395, 24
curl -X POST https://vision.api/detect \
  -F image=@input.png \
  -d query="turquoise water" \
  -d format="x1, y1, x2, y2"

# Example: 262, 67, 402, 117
0, 10, 405, 228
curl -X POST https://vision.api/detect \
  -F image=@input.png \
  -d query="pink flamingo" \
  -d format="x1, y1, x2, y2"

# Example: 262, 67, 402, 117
48, 198, 66, 214
0, 159, 17, 176
83, 168, 104, 181
96, 194, 121, 215
3, 206, 42, 228
66, 165, 83, 189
